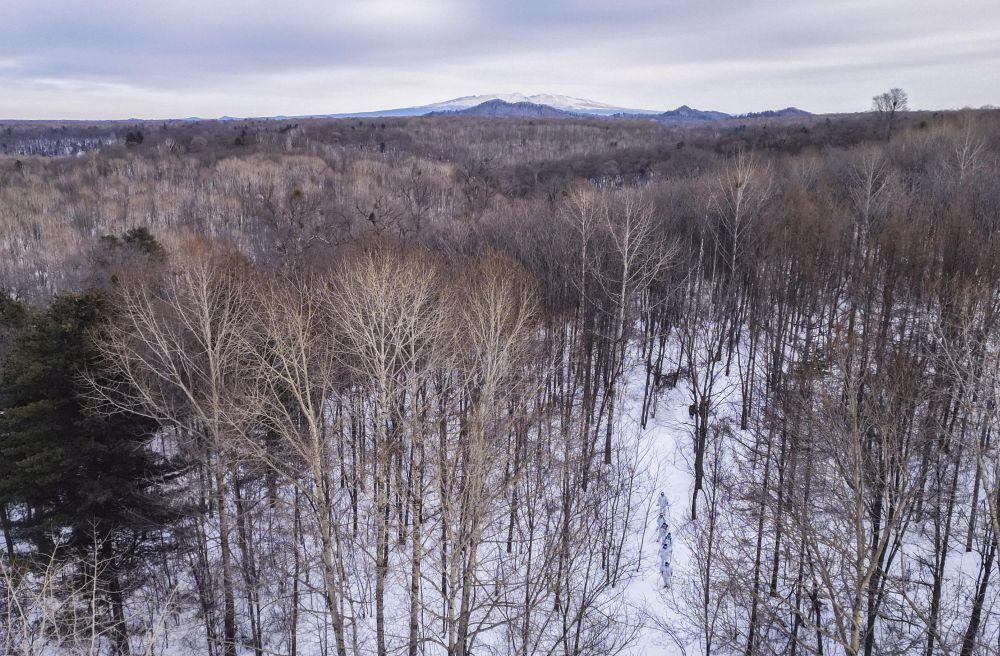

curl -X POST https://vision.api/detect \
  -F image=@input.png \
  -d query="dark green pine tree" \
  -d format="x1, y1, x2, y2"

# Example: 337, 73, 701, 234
0, 292, 27, 557
0, 290, 179, 653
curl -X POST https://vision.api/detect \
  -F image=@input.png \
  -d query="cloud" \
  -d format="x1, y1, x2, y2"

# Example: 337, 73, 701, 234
2, 0, 998, 118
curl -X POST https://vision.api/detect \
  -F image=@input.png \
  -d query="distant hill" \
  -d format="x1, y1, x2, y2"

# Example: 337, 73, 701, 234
734, 107, 812, 119
654, 104, 733, 123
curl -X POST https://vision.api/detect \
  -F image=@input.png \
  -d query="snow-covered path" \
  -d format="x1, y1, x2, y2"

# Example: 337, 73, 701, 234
618, 376, 698, 656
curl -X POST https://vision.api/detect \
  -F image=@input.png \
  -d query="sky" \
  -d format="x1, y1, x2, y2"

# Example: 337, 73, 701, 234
2, 0, 999, 120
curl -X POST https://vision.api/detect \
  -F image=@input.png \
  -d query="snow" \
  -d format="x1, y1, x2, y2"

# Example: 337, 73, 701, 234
617, 373, 697, 656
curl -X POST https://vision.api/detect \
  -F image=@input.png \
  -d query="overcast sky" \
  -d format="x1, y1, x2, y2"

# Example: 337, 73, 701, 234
3, 0, 998, 120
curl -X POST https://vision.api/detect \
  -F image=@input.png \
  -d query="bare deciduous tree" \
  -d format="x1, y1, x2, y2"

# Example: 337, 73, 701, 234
872, 88, 909, 140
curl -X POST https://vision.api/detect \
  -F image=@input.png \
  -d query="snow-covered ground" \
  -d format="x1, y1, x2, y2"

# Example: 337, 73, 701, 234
620, 378, 696, 656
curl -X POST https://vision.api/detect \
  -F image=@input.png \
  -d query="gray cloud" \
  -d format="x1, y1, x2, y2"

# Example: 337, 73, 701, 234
2, 0, 998, 119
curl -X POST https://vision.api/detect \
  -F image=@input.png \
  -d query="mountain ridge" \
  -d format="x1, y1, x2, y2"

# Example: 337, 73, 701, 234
326, 93, 662, 118
420, 99, 813, 123
214, 93, 812, 122
426, 99, 580, 118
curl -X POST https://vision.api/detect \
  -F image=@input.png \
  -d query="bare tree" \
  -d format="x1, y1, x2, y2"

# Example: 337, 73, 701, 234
0, 540, 176, 656
88, 239, 253, 656
432, 252, 539, 656
872, 88, 909, 140
326, 248, 445, 656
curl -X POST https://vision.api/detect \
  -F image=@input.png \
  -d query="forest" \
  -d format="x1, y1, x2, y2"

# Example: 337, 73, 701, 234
0, 105, 999, 656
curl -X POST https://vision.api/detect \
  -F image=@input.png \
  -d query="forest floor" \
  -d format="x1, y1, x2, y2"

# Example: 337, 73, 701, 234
622, 372, 701, 656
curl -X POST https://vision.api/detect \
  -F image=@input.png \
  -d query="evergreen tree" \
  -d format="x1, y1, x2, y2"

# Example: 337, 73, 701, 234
0, 290, 179, 653
0, 293, 26, 556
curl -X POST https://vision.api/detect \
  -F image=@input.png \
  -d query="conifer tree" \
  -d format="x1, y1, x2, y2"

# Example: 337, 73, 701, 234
0, 290, 178, 653
0, 292, 26, 557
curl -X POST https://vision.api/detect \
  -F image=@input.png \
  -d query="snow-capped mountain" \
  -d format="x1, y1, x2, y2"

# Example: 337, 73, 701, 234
418, 93, 660, 116
236, 94, 811, 122
324, 93, 661, 118
426, 99, 580, 119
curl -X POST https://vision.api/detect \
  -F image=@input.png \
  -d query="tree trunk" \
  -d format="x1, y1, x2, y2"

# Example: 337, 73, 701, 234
214, 466, 238, 656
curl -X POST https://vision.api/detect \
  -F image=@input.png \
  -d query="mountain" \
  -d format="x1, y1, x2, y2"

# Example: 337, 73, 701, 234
734, 107, 812, 119
325, 93, 661, 118
213, 94, 812, 123
427, 99, 579, 119
654, 104, 732, 122
609, 104, 812, 124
